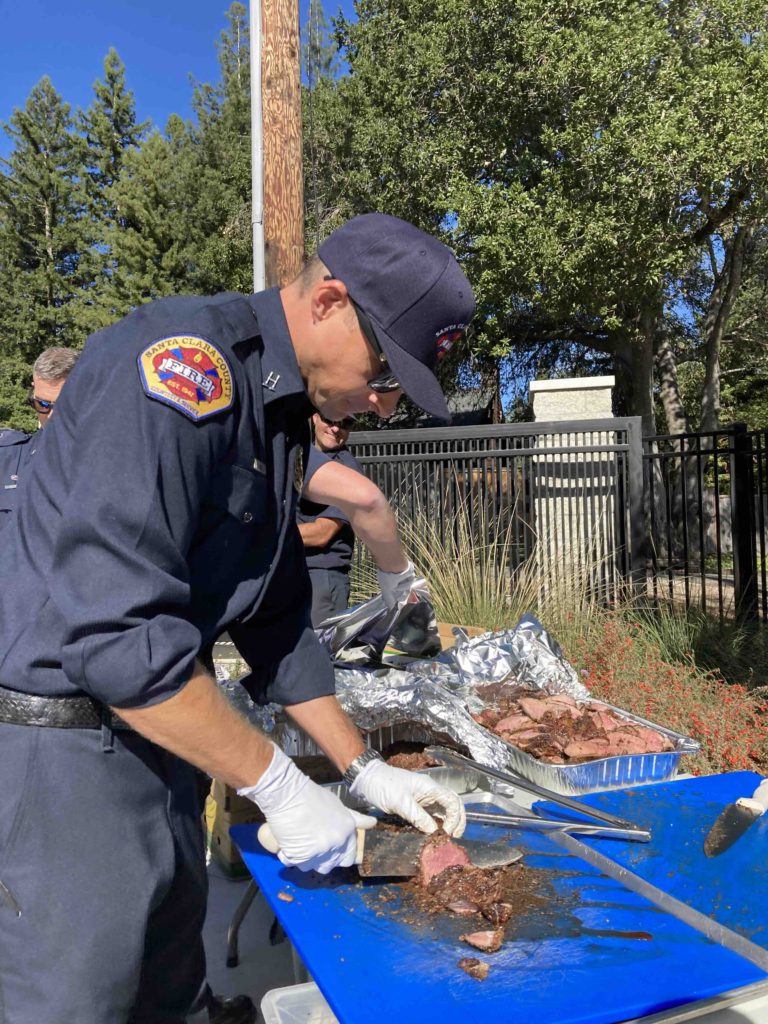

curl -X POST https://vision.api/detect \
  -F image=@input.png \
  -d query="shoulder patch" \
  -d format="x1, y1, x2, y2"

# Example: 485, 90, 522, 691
137, 335, 234, 422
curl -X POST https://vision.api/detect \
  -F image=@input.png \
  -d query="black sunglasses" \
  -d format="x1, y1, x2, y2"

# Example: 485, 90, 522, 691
350, 300, 402, 394
27, 389, 55, 415
323, 276, 402, 394
319, 413, 355, 430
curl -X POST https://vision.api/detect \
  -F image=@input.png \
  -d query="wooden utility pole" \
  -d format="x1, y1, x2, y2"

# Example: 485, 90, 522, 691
260, 0, 304, 287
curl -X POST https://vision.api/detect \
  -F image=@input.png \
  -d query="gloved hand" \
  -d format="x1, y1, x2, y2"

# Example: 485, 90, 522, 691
377, 560, 418, 610
349, 759, 466, 837
238, 744, 376, 874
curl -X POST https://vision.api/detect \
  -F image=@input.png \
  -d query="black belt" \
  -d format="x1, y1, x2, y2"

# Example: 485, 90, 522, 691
0, 685, 131, 730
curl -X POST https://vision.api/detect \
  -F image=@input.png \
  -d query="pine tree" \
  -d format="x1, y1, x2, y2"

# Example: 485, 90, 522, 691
75, 49, 149, 332
189, 2, 253, 293
0, 77, 88, 359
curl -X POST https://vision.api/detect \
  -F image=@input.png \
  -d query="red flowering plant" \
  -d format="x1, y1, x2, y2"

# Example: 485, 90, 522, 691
566, 615, 768, 776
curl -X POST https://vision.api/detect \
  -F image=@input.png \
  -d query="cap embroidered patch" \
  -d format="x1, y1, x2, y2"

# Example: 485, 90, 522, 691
435, 324, 465, 361
138, 335, 234, 421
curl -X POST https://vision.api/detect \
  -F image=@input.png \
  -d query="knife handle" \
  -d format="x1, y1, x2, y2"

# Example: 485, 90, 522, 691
257, 823, 367, 864
747, 779, 768, 813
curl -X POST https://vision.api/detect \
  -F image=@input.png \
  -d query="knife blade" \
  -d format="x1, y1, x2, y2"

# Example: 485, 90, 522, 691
703, 779, 768, 858
258, 824, 523, 877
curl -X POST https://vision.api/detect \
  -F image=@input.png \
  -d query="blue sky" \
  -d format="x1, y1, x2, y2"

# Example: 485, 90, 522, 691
0, 0, 352, 158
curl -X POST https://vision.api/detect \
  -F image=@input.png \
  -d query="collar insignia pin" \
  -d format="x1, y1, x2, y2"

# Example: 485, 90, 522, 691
262, 371, 281, 391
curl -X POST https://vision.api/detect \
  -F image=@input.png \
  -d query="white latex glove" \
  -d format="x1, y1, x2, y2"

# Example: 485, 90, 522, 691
238, 744, 376, 874
377, 560, 418, 610
350, 759, 466, 838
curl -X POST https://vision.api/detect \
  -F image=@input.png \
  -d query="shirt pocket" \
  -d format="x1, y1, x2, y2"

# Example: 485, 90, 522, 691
219, 464, 268, 527
201, 463, 268, 531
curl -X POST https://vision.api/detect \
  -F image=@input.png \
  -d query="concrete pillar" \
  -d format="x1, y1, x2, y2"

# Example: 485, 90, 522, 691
529, 377, 619, 599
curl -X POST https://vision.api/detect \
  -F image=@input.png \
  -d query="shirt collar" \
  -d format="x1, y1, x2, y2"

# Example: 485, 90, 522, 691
247, 288, 307, 407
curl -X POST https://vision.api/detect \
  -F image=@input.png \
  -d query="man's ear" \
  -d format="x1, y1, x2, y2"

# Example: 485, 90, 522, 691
311, 277, 349, 323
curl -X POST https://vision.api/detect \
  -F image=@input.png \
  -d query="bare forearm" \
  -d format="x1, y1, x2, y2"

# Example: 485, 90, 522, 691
285, 695, 366, 773
347, 495, 407, 572
303, 461, 407, 572
113, 662, 274, 789
298, 518, 342, 547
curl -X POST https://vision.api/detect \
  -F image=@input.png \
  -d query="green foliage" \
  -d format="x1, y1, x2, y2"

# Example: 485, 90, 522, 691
0, 4, 254, 428
0, 78, 89, 359
322, 0, 768, 425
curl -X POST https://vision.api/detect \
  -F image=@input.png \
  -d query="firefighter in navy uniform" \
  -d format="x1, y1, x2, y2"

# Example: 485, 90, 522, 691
0, 213, 474, 1024
0, 346, 79, 525
0, 428, 32, 522
297, 412, 366, 625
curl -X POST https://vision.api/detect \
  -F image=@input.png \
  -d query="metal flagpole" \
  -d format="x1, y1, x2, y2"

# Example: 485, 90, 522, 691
250, 0, 266, 292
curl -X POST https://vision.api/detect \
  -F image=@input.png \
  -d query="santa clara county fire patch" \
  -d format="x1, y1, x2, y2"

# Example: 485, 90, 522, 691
138, 335, 234, 421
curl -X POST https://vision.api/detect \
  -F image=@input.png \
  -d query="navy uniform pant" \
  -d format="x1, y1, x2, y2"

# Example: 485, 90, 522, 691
0, 722, 208, 1023
308, 568, 350, 628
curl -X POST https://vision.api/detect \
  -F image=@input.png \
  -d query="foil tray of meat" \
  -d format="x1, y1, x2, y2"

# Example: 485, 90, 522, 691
471, 687, 699, 796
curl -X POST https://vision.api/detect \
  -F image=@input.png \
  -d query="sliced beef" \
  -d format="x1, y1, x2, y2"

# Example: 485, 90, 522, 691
458, 958, 490, 980
492, 712, 531, 734
418, 837, 471, 888
459, 928, 504, 953
474, 687, 674, 764
517, 697, 551, 721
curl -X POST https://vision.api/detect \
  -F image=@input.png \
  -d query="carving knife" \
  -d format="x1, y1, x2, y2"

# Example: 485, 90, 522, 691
703, 779, 768, 858
257, 824, 523, 877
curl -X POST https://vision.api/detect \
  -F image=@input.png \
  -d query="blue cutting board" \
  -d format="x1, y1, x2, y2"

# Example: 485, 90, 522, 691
232, 786, 766, 1024
537, 771, 768, 954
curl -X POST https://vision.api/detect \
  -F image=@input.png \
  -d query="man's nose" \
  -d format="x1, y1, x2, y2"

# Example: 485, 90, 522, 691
370, 390, 402, 419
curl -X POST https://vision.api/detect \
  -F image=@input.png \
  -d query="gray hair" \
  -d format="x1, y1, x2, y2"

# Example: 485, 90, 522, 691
32, 346, 79, 381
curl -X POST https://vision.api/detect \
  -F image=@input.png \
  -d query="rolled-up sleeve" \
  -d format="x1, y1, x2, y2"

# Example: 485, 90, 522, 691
50, 354, 229, 709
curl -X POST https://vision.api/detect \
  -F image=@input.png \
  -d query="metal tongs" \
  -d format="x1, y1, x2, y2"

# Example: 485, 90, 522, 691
426, 746, 651, 843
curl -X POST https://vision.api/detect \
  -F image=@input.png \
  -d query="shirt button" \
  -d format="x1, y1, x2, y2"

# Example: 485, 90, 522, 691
242, 511, 253, 523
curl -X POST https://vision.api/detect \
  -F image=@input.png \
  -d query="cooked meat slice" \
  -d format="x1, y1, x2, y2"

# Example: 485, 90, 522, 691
458, 958, 490, 980
499, 727, 541, 744
482, 901, 513, 926
419, 837, 472, 888
445, 899, 481, 916
460, 928, 504, 953
492, 712, 531, 734
517, 697, 551, 721
589, 708, 623, 733
563, 737, 612, 759
547, 693, 578, 708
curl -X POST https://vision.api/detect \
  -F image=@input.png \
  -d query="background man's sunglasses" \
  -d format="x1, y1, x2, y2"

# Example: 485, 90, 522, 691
319, 414, 355, 429
27, 390, 55, 415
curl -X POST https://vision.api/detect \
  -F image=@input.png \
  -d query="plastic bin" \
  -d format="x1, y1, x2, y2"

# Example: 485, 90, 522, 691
260, 982, 338, 1024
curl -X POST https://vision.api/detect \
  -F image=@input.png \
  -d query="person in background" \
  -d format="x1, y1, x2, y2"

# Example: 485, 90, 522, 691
297, 412, 366, 625
0, 345, 79, 522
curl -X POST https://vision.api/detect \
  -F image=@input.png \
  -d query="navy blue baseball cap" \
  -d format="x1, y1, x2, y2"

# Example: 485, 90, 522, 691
318, 213, 475, 421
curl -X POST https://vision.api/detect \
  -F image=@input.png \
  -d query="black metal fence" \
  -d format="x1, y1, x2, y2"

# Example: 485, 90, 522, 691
346, 418, 768, 623
643, 423, 768, 624
348, 419, 645, 603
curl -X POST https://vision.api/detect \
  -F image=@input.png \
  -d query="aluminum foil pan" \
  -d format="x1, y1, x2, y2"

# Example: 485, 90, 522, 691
496, 699, 700, 796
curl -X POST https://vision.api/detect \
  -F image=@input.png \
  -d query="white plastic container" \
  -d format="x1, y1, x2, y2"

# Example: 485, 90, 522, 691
260, 981, 339, 1024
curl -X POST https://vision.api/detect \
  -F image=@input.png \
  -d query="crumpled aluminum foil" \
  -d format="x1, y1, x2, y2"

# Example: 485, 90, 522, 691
315, 582, 440, 663
434, 612, 590, 701
218, 613, 588, 771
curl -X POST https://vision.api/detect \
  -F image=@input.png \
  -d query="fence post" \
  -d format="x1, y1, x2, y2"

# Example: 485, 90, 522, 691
626, 417, 647, 595
730, 422, 758, 621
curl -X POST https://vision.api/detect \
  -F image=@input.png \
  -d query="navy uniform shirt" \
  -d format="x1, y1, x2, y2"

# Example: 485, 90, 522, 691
0, 289, 334, 709
0, 429, 35, 523
297, 445, 363, 572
